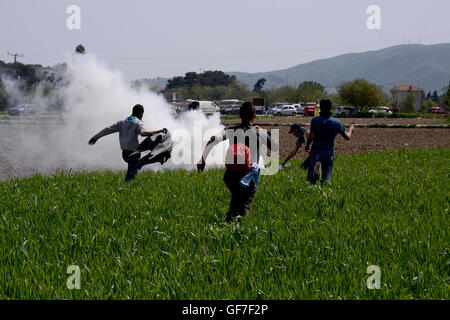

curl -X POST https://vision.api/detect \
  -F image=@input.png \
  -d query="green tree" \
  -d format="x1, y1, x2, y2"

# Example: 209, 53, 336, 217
444, 82, 450, 106
421, 98, 437, 112
337, 78, 385, 112
402, 92, 417, 112
327, 92, 343, 106
0, 86, 8, 110
75, 44, 85, 54
431, 90, 439, 102
165, 70, 235, 90
253, 78, 266, 93
297, 81, 325, 103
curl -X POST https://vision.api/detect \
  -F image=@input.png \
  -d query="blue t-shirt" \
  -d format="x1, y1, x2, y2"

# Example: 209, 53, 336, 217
310, 116, 345, 155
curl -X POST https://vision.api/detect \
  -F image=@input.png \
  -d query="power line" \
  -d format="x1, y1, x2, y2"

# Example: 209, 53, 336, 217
7, 51, 23, 63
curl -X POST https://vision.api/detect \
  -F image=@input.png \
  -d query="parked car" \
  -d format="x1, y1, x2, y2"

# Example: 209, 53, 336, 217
224, 104, 242, 115
271, 105, 297, 116
368, 106, 392, 114
197, 101, 219, 115
335, 106, 358, 117
292, 104, 304, 115
7, 104, 40, 116
428, 107, 448, 114
220, 105, 233, 115
303, 106, 315, 116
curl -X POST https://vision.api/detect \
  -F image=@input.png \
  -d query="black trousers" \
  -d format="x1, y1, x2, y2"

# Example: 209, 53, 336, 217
223, 169, 258, 222
122, 135, 170, 182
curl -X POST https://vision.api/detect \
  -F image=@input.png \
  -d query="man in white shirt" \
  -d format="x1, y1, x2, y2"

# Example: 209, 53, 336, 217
88, 104, 170, 181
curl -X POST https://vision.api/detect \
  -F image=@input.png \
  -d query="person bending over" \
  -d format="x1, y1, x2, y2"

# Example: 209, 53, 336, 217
280, 123, 309, 169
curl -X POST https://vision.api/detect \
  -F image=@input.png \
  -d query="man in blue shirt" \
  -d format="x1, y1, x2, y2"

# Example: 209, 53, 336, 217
305, 99, 355, 184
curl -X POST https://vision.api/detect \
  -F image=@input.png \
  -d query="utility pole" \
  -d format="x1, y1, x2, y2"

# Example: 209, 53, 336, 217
7, 51, 23, 63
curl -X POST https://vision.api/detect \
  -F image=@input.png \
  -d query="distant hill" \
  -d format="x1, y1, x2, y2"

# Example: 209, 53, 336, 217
228, 44, 450, 93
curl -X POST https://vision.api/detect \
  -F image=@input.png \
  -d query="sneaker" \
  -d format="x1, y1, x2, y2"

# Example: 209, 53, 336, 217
159, 151, 171, 165
228, 215, 241, 223
313, 161, 321, 182
226, 213, 241, 224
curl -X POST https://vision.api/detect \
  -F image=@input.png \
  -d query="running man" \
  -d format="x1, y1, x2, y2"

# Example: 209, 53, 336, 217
197, 102, 278, 223
305, 99, 355, 184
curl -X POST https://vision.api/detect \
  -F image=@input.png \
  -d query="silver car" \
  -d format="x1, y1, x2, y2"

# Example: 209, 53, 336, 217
292, 104, 305, 115
7, 104, 40, 116
335, 106, 358, 117
272, 105, 297, 116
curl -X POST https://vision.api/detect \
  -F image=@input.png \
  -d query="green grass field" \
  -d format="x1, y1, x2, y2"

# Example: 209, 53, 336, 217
0, 148, 448, 299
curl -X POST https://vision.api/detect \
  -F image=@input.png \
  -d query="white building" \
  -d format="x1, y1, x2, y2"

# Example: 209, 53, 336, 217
391, 85, 424, 111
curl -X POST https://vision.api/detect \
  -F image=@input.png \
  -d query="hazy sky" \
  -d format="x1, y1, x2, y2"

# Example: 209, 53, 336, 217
1, 0, 449, 80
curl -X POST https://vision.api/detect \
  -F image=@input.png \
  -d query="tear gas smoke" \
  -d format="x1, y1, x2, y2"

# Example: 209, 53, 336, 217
0, 53, 226, 180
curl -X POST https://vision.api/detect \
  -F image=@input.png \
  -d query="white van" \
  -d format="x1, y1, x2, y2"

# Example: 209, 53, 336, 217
198, 101, 219, 115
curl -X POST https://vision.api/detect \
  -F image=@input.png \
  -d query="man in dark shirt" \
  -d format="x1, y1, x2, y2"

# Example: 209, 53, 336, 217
305, 99, 355, 184
197, 102, 278, 223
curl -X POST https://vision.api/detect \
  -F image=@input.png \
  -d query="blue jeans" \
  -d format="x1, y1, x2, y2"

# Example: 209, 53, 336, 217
307, 152, 334, 185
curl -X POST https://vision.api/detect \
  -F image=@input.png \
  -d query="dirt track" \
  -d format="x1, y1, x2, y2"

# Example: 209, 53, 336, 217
223, 115, 448, 126
272, 126, 450, 159
0, 120, 449, 181
222, 116, 450, 159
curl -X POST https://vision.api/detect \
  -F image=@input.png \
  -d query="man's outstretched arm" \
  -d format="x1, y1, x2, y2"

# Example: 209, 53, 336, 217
197, 131, 226, 172
139, 128, 166, 137
89, 122, 120, 145
305, 132, 314, 152
282, 146, 300, 167
340, 124, 355, 140
282, 130, 307, 166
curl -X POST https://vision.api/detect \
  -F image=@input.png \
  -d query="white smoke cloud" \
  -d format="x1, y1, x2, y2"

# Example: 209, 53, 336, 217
1, 53, 226, 180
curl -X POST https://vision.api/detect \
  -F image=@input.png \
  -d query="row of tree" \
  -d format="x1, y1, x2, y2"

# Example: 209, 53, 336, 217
163, 71, 450, 112
1, 54, 449, 113
165, 71, 236, 89
0, 59, 66, 110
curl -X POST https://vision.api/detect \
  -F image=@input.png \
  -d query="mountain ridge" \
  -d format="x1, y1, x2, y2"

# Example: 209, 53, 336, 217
227, 44, 450, 92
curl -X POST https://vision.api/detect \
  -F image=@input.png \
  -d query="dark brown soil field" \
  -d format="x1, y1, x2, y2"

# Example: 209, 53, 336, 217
223, 115, 448, 127
1, 120, 449, 181
222, 116, 450, 159
271, 126, 450, 159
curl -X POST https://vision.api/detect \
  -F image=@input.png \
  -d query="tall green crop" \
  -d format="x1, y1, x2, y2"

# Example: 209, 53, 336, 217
0, 147, 448, 299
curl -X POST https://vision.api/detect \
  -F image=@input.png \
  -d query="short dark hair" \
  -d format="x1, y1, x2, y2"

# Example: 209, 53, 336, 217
240, 102, 256, 121
132, 104, 144, 116
320, 99, 332, 112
